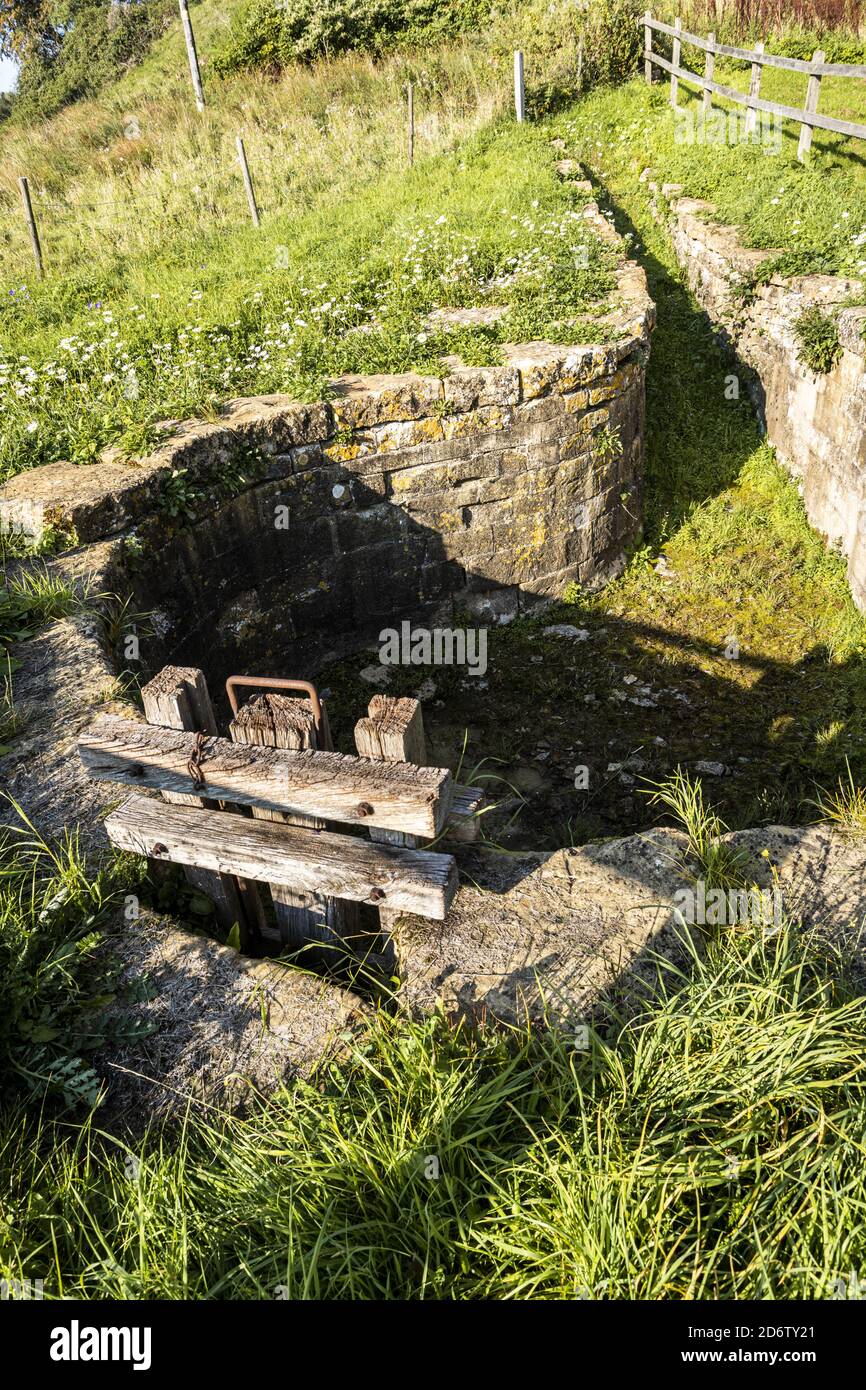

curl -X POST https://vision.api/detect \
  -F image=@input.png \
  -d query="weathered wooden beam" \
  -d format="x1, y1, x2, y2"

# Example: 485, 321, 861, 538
355, 700, 483, 843
79, 715, 453, 836
798, 50, 825, 162
355, 696, 428, 856
447, 784, 485, 843
230, 694, 358, 950
647, 52, 866, 142
105, 795, 458, 921
140, 665, 259, 937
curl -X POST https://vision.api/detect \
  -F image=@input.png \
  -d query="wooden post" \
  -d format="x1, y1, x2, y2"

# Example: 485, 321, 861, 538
17, 177, 43, 280
355, 696, 428, 934
230, 694, 358, 955
670, 18, 681, 108
644, 11, 653, 85
407, 82, 415, 166
703, 32, 715, 115
178, 0, 205, 112
514, 50, 525, 122
798, 49, 825, 161
236, 136, 260, 227
141, 666, 258, 937
746, 40, 764, 137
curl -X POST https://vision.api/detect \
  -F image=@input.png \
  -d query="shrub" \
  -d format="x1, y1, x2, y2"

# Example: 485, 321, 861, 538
213, 0, 492, 74
12, 0, 176, 124
794, 305, 843, 374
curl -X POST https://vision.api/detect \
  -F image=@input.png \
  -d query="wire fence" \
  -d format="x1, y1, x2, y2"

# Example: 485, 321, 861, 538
1, 37, 530, 284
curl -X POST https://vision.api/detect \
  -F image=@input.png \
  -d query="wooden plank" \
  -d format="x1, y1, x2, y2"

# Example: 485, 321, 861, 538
670, 17, 681, 108
230, 694, 358, 950
140, 666, 257, 937
648, 53, 866, 141
799, 50, 825, 162
644, 10, 653, 86
105, 795, 458, 921
79, 715, 453, 837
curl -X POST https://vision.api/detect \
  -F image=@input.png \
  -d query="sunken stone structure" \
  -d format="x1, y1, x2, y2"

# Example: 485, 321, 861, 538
659, 185, 866, 611
0, 203, 653, 689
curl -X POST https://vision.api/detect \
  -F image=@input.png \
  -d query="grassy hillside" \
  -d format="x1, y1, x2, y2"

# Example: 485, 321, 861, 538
3, 2, 866, 1304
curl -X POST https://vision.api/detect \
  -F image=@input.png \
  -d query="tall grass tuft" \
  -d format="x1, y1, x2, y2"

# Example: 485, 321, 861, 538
642, 768, 749, 886
1, 917, 864, 1298
813, 758, 866, 833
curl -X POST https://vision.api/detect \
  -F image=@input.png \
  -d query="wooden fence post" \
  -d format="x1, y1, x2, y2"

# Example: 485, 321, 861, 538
230, 694, 358, 955
644, 12, 653, 84
236, 136, 260, 227
746, 40, 764, 136
703, 31, 715, 115
407, 82, 415, 165
670, 17, 681, 107
178, 0, 205, 112
141, 666, 258, 937
798, 49, 825, 161
17, 177, 44, 280
514, 50, 525, 122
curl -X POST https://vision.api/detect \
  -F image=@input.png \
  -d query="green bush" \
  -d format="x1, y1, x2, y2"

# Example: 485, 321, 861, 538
13, 0, 176, 123
794, 305, 843, 374
213, 0, 492, 74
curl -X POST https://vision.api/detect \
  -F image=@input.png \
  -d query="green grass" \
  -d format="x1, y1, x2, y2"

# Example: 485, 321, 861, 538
582, 70, 866, 281
0, 810, 143, 1111
0, 119, 615, 483
1, 909, 864, 1299
316, 78, 866, 850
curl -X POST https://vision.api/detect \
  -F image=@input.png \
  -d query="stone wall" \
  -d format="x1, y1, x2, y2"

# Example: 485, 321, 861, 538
662, 187, 866, 610
0, 211, 654, 688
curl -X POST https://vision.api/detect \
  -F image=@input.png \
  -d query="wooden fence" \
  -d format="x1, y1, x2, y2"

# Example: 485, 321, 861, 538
642, 12, 866, 160
78, 666, 483, 959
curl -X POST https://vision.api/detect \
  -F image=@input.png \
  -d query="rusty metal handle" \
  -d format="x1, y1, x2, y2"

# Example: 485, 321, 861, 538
225, 675, 323, 739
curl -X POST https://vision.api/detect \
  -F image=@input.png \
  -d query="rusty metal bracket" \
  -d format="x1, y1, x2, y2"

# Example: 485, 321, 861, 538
225, 675, 324, 742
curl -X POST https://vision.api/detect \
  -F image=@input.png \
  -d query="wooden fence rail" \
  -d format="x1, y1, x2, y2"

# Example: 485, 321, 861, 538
642, 12, 866, 160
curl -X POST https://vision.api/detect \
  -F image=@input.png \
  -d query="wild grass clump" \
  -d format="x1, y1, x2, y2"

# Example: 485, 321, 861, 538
813, 758, 866, 833
794, 305, 844, 373
0, 809, 142, 1110
643, 768, 750, 885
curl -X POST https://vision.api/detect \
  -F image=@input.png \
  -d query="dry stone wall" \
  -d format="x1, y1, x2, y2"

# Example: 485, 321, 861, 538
661, 187, 866, 610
